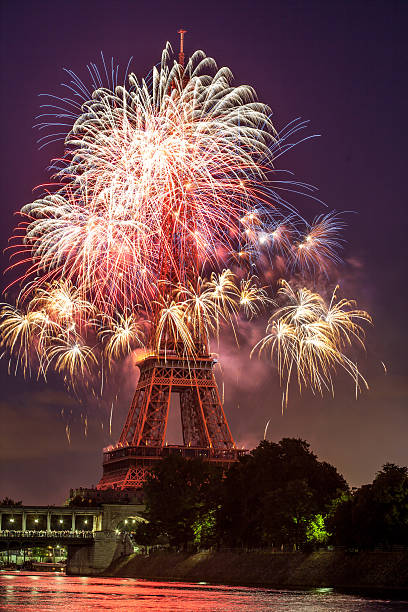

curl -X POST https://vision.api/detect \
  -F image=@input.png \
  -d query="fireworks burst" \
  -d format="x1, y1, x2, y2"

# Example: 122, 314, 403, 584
12, 45, 282, 314
0, 305, 41, 376
46, 337, 97, 378
252, 280, 372, 409
0, 40, 373, 406
291, 212, 346, 275
99, 311, 145, 362
238, 275, 270, 319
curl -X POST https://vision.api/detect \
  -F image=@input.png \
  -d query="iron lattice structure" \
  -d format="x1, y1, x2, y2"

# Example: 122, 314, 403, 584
98, 352, 244, 490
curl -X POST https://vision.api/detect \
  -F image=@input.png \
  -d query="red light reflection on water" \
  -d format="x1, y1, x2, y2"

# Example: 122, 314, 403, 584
0, 572, 270, 612
1, 571, 406, 611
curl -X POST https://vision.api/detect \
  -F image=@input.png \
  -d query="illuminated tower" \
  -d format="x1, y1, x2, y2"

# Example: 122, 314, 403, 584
97, 30, 244, 491
97, 351, 243, 489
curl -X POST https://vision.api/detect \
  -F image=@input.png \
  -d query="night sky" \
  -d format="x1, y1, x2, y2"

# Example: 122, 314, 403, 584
0, 0, 407, 505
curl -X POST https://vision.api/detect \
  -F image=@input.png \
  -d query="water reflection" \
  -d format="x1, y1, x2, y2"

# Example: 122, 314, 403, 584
0, 571, 406, 611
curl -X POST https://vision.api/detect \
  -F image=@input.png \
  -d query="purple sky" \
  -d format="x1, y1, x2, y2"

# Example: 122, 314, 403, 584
0, 0, 407, 505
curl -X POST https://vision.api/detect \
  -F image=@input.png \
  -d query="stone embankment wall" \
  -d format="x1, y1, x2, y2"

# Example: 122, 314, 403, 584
67, 532, 133, 576
104, 550, 408, 590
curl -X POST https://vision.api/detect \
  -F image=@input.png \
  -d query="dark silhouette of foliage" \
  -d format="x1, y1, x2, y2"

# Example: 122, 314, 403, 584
218, 439, 347, 549
329, 463, 408, 549
1, 497, 22, 506
136, 440, 407, 552
135, 454, 223, 548
326, 491, 354, 547
68, 495, 100, 507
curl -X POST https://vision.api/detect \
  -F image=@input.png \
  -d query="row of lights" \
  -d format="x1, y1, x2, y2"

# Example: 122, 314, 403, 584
7, 517, 90, 525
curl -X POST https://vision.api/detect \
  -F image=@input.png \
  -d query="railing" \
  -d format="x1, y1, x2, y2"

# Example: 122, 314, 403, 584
103, 444, 247, 462
0, 530, 94, 539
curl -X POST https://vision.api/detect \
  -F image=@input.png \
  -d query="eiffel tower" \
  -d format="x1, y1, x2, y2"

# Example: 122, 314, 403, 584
97, 350, 243, 490
97, 30, 244, 491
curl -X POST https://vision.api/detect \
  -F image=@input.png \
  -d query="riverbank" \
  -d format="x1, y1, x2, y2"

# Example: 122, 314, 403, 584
104, 550, 408, 591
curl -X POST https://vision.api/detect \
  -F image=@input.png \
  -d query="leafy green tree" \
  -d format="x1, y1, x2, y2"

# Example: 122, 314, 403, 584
305, 514, 330, 546
136, 439, 348, 550
192, 509, 217, 548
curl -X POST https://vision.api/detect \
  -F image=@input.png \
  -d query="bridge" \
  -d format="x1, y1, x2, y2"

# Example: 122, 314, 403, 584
0, 505, 102, 534
0, 503, 145, 574
0, 530, 94, 550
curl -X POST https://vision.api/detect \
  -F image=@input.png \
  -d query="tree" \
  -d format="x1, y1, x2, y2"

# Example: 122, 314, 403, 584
1, 497, 22, 506
136, 454, 223, 549
263, 479, 315, 549
218, 439, 348, 549
326, 491, 354, 547
328, 463, 408, 549
371, 463, 408, 546
192, 509, 217, 548
305, 513, 330, 547
136, 439, 349, 550
68, 495, 99, 507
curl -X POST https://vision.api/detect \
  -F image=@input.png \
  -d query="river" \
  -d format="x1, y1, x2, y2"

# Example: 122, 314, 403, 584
0, 572, 407, 611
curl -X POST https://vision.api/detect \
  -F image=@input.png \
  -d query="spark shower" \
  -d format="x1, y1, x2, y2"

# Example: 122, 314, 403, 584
0, 39, 372, 408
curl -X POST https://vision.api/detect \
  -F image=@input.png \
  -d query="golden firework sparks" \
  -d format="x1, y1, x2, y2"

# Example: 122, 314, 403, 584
252, 280, 372, 408
100, 311, 145, 363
